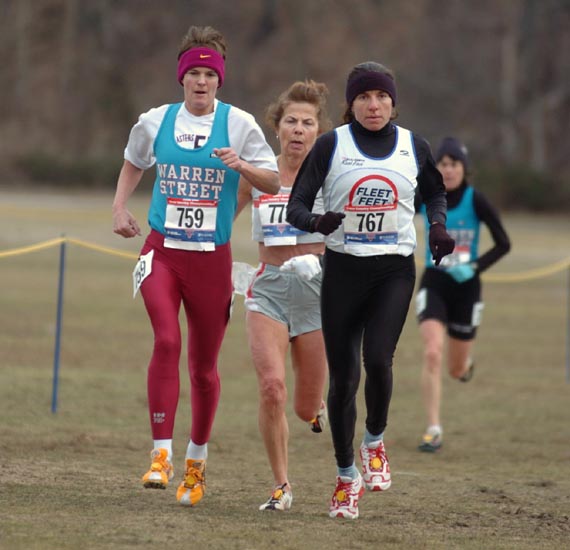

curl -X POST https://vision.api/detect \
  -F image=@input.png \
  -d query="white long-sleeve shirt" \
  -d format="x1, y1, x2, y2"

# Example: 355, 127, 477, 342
124, 99, 277, 173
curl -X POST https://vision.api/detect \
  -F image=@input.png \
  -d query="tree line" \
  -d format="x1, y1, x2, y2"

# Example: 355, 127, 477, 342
3, 0, 569, 210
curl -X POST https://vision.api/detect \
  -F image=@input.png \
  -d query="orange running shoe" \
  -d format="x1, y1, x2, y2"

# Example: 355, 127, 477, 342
142, 448, 174, 489
176, 459, 206, 506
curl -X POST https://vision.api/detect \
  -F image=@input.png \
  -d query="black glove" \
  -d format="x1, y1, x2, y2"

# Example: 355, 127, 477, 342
429, 223, 455, 266
311, 211, 346, 235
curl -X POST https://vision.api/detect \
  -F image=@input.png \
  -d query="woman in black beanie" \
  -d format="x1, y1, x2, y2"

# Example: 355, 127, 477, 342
415, 136, 511, 453
287, 61, 455, 519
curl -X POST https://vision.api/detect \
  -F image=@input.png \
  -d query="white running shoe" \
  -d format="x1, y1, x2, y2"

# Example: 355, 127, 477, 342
259, 484, 293, 511
418, 431, 443, 452
329, 473, 364, 519
459, 359, 475, 382
309, 401, 328, 433
359, 441, 391, 492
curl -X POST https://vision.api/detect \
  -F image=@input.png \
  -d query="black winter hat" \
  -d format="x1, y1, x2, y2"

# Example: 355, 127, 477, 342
435, 137, 468, 167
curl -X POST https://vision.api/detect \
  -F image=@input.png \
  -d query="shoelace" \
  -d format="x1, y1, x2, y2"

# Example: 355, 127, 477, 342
151, 461, 169, 472
184, 464, 205, 487
363, 445, 385, 471
150, 452, 171, 473
334, 479, 357, 504
268, 483, 288, 504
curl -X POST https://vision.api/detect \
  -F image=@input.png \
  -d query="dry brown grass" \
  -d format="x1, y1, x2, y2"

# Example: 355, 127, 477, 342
1, 189, 569, 549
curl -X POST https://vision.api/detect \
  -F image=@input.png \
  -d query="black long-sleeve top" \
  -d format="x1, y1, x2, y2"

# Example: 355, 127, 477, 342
286, 120, 448, 231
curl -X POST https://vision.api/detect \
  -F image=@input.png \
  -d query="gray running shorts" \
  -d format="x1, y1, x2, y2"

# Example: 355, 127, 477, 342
245, 263, 322, 338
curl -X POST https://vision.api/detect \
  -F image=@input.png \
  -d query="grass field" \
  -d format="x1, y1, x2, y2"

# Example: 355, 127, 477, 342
1, 188, 569, 549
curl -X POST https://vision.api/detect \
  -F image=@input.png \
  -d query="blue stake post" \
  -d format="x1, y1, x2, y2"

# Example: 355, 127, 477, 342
51, 238, 66, 413
567, 266, 570, 383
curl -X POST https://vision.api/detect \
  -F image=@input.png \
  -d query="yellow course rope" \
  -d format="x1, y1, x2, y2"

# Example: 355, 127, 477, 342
482, 257, 570, 283
0, 237, 568, 283
0, 237, 138, 261
0, 237, 65, 258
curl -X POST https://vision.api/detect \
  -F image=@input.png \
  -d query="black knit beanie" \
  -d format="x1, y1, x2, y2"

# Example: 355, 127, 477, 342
435, 137, 468, 167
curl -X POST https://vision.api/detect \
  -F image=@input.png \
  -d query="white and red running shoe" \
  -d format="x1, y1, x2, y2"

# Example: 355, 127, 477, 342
359, 441, 391, 492
328, 473, 365, 519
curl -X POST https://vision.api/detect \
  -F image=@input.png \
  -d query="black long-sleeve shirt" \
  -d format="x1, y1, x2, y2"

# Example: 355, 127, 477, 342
287, 120, 448, 231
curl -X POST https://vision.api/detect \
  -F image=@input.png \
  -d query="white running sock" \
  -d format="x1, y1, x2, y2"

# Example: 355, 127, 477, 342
186, 440, 208, 461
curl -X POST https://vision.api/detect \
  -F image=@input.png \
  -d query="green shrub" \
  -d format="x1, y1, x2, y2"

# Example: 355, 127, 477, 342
14, 152, 123, 188
475, 163, 570, 212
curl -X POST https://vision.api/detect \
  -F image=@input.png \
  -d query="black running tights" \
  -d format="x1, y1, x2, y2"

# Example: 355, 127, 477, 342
321, 249, 416, 468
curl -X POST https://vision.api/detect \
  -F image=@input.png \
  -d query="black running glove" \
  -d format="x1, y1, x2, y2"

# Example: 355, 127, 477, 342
429, 223, 455, 266
311, 211, 346, 235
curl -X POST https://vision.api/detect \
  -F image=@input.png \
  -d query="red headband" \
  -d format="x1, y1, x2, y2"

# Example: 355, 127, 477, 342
177, 47, 225, 87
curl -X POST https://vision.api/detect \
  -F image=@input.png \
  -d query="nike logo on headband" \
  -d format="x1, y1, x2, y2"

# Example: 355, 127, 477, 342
199, 54, 211, 59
